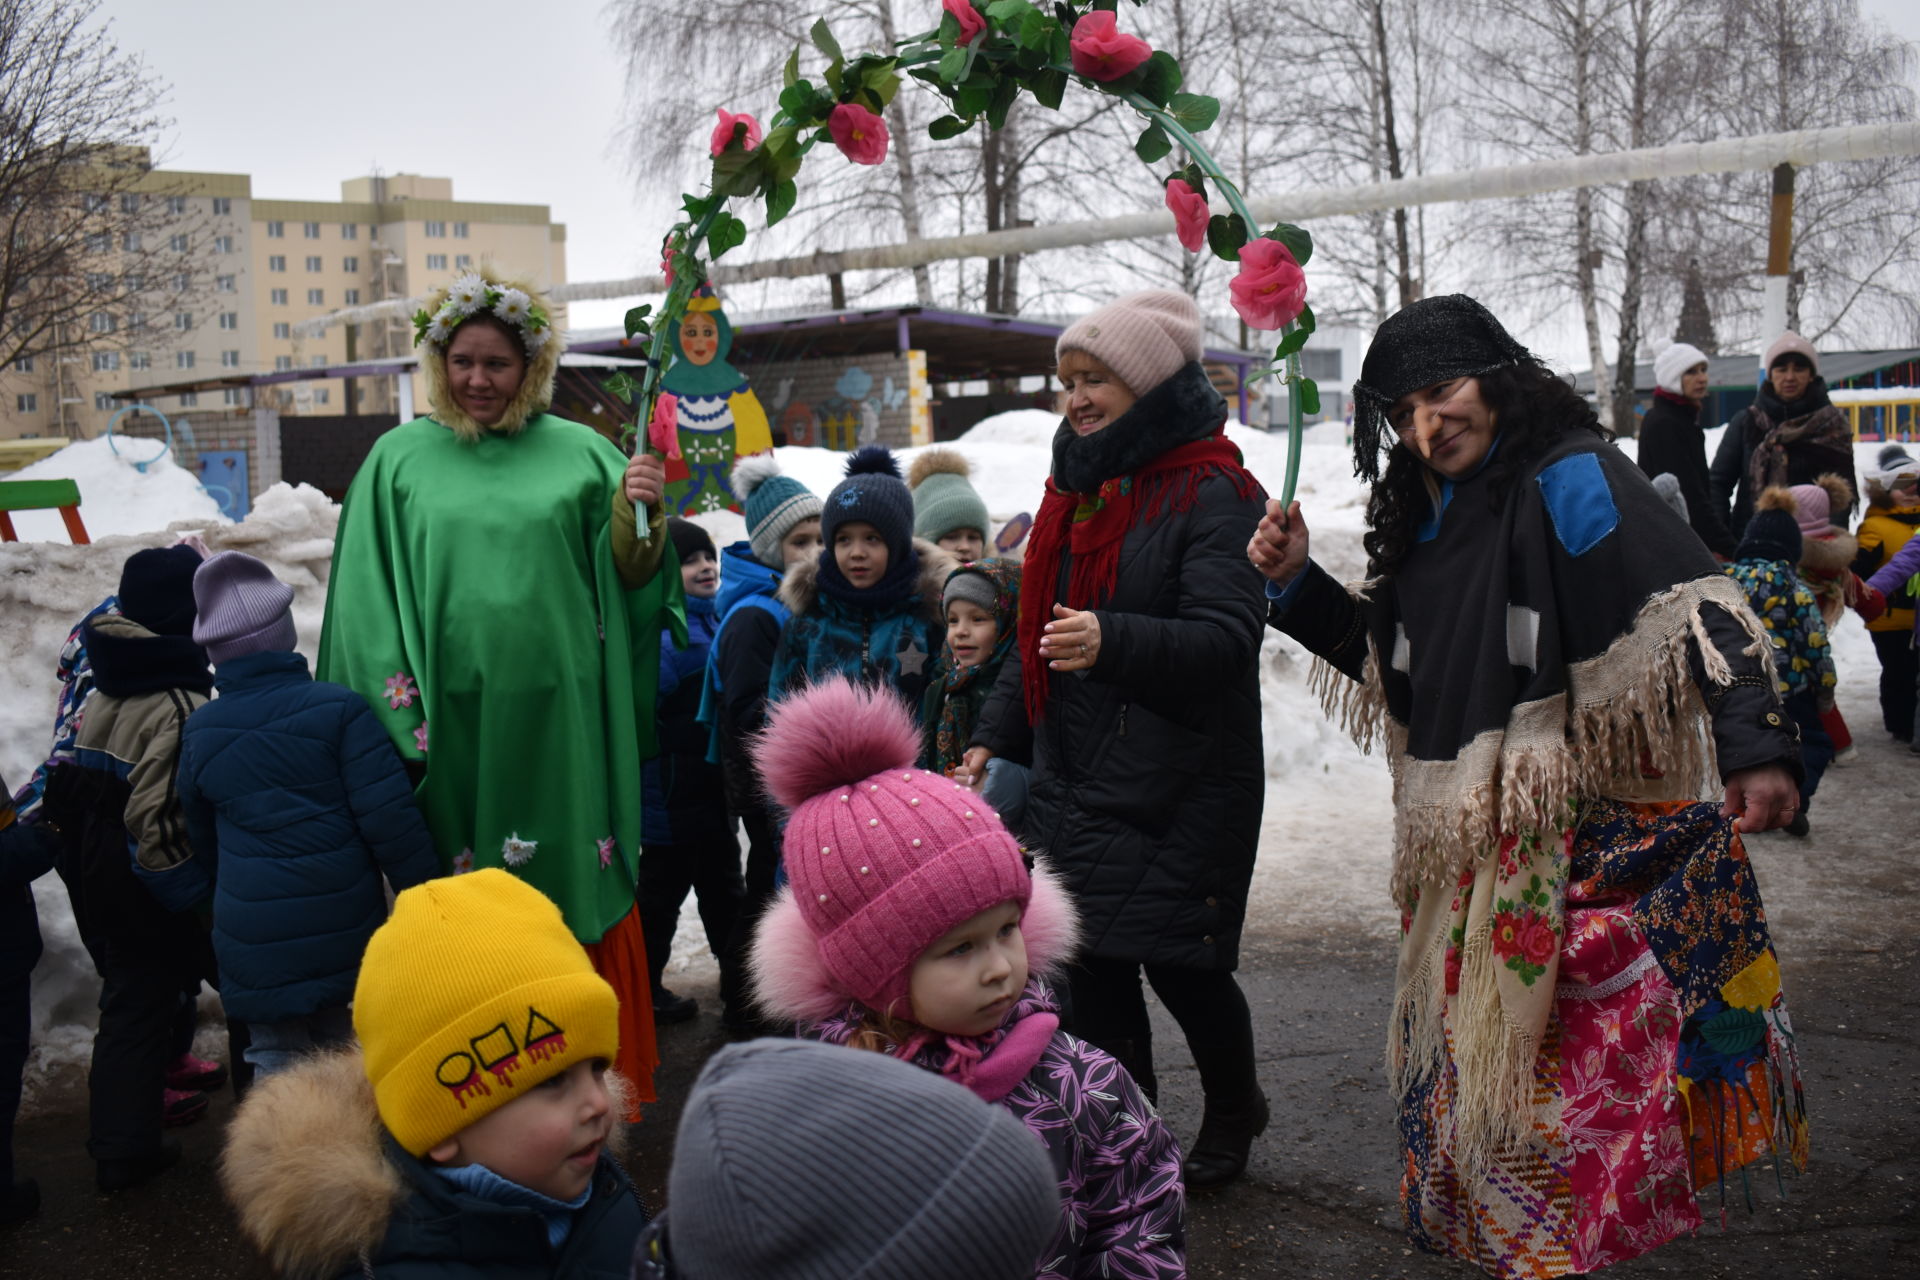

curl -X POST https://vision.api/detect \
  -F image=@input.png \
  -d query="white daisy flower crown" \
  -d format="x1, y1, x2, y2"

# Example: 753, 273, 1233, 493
412, 273, 552, 356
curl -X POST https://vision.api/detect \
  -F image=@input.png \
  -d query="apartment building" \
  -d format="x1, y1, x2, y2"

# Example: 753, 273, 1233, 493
1, 156, 566, 440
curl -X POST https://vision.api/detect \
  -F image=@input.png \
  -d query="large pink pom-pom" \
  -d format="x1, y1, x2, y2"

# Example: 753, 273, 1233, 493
753, 677, 921, 812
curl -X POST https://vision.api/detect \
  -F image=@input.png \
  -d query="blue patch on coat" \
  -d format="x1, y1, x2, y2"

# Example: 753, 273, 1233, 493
1536, 452, 1619, 556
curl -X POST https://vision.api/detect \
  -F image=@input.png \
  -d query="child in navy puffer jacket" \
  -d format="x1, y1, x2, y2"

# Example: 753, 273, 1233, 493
638, 519, 744, 1027
176, 553, 438, 1076
748, 679, 1185, 1280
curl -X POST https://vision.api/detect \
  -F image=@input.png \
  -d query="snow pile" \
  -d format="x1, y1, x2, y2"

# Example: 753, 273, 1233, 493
3, 437, 228, 542
3, 483, 336, 1103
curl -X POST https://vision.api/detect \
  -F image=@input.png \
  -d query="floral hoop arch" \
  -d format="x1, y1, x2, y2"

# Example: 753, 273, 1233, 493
612, 0, 1317, 513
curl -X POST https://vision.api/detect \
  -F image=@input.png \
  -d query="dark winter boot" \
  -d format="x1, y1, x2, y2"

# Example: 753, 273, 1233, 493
652, 987, 698, 1025
1, 1178, 39, 1225
1182, 1088, 1269, 1189
96, 1137, 180, 1193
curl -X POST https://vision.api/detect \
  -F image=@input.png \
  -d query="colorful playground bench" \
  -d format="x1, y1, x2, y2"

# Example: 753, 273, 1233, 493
0, 478, 90, 543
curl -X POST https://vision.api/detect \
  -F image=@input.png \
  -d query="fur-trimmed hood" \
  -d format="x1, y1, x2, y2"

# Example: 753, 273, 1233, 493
221, 1046, 632, 1279
1799, 525, 1858, 576
750, 858, 1081, 1026
419, 275, 563, 442
776, 537, 957, 619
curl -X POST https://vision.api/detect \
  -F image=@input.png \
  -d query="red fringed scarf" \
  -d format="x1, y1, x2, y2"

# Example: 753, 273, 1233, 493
1020, 432, 1259, 723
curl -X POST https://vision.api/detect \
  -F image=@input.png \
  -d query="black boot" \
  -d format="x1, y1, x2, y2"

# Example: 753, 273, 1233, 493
96, 1137, 181, 1193
651, 986, 698, 1025
1182, 1088, 1268, 1189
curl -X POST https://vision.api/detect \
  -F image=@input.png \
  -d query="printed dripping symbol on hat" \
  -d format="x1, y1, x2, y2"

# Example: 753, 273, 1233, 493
433, 1008, 569, 1109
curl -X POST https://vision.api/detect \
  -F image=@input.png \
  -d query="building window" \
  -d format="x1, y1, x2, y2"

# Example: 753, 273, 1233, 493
222, 388, 248, 406
170, 234, 189, 252
274, 356, 292, 372
121, 193, 141, 214
270, 288, 288, 305
268, 255, 286, 272
221, 350, 240, 368
90, 312, 115, 333
212, 197, 232, 216
455, 254, 472, 270
86, 232, 110, 252
87, 272, 112, 290
214, 235, 233, 254
343, 289, 361, 305
303, 221, 321, 239
218, 312, 238, 330
12, 357, 31, 372
216, 275, 236, 292
307, 288, 324, 305
127, 311, 147, 331
121, 232, 141, 252
91, 351, 120, 371
179, 392, 198, 406
130, 352, 150, 370
16, 393, 37, 412
95, 392, 118, 410
310, 355, 327, 368
341, 223, 357, 240
83, 194, 106, 212
174, 312, 192, 331
342, 256, 358, 273
177, 351, 195, 369
424, 220, 446, 237
273, 322, 290, 339
453, 221, 469, 238
266, 221, 284, 238
313, 387, 331, 405
305, 255, 323, 272
124, 273, 144, 292
167, 196, 188, 215
173, 273, 190, 291
425, 253, 447, 271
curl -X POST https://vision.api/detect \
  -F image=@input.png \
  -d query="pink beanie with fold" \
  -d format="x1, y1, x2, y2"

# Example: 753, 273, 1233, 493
1056, 289, 1203, 397
753, 679, 1029, 1019
1788, 484, 1834, 539
1764, 331, 1819, 374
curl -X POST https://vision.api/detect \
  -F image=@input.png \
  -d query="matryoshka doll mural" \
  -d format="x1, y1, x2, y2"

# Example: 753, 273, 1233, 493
660, 283, 773, 514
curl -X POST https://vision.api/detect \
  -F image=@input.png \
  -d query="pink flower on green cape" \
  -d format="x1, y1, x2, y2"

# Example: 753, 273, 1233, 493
709, 108, 763, 157
827, 103, 889, 165
413, 721, 429, 754
1165, 178, 1208, 253
1070, 11, 1152, 81
648, 392, 681, 459
384, 672, 418, 710
598, 837, 617, 870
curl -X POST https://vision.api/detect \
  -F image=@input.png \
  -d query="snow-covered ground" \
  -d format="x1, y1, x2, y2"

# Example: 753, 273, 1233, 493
2, 415, 1893, 1106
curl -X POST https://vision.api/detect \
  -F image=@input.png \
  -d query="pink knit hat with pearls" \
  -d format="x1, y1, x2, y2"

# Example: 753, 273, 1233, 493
1056, 289, 1203, 397
748, 679, 1075, 1025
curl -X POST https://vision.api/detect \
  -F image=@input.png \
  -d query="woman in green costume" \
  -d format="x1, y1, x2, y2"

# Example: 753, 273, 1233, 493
660, 284, 772, 515
317, 272, 681, 1102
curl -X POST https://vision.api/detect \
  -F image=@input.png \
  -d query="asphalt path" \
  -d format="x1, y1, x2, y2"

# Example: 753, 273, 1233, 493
5, 723, 1915, 1279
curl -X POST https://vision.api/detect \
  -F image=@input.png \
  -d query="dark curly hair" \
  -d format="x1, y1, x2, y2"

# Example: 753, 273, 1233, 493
1361, 361, 1613, 576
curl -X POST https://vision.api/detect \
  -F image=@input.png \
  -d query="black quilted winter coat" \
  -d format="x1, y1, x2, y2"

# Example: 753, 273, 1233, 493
972, 365, 1268, 970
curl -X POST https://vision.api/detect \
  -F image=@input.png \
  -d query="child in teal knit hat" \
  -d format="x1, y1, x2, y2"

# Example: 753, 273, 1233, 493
910, 448, 991, 563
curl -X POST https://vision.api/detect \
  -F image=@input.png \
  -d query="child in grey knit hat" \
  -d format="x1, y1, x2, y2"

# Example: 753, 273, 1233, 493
634, 1038, 1058, 1280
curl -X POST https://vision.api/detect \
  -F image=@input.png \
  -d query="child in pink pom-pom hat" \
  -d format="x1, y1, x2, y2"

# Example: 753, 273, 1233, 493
747, 677, 1185, 1280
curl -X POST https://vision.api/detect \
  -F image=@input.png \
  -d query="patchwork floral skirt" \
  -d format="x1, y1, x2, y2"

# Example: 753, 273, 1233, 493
1398, 800, 1808, 1279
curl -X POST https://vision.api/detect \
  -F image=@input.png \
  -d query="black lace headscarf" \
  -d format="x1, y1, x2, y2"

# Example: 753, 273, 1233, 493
1350, 294, 1534, 483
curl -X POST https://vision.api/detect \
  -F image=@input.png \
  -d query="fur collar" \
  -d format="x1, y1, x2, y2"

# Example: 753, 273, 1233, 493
1051, 361, 1228, 494
777, 537, 957, 619
1800, 528, 1857, 576
751, 859, 1080, 1026
221, 1047, 631, 1279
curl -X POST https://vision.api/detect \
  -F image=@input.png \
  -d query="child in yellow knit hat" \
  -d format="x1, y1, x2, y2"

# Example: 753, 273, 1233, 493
220, 869, 647, 1277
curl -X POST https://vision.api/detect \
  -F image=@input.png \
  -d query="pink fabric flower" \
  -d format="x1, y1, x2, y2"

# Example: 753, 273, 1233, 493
827, 102, 890, 165
384, 672, 417, 710
1229, 237, 1308, 331
1070, 11, 1152, 81
943, 0, 986, 45
660, 235, 676, 289
598, 836, 617, 870
709, 108, 763, 157
413, 721, 429, 754
647, 392, 681, 459
1165, 178, 1208, 253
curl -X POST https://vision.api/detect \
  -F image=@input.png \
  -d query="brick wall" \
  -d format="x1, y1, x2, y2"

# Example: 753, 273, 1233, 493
115, 409, 275, 512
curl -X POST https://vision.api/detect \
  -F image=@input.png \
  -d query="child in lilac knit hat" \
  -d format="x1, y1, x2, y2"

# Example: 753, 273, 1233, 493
748, 678, 1185, 1280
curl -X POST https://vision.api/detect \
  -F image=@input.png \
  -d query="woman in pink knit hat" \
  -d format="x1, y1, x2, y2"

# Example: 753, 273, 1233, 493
959, 289, 1272, 1188
1708, 331, 1856, 539
748, 678, 1184, 1280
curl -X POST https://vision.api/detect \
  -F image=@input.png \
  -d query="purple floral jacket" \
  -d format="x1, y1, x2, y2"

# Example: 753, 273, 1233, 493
812, 981, 1186, 1280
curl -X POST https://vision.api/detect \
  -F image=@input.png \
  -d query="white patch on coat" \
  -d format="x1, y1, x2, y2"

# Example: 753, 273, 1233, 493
1391, 622, 1411, 674
1507, 605, 1542, 671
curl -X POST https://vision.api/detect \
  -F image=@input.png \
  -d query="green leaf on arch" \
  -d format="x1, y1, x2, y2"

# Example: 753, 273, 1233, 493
928, 114, 972, 140
810, 17, 843, 62
1027, 67, 1067, 110
765, 179, 798, 228
1166, 92, 1219, 133
1206, 212, 1248, 262
1264, 221, 1313, 267
1136, 50, 1182, 107
1134, 122, 1172, 164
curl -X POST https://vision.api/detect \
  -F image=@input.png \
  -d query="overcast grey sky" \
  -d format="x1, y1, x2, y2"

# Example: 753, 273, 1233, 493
102, 0, 1920, 348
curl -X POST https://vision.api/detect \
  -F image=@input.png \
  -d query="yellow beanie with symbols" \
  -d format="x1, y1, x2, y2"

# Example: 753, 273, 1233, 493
352, 869, 620, 1157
